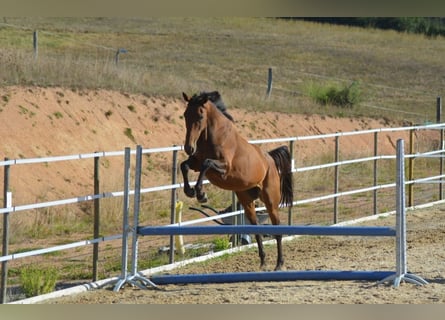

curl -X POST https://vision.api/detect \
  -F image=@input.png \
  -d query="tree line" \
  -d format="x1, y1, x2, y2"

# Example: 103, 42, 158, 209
291, 18, 445, 37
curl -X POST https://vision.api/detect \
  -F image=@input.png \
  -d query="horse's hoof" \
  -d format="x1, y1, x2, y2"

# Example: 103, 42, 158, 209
274, 263, 285, 271
184, 188, 196, 198
197, 193, 208, 203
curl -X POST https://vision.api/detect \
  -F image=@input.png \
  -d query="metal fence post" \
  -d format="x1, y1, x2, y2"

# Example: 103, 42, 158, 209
333, 135, 340, 224
169, 146, 178, 264
113, 147, 131, 291
1, 158, 10, 304
379, 139, 427, 287
288, 140, 294, 225
92, 154, 100, 282
373, 132, 378, 215
131, 145, 143, 276
408, 129, 414, 207
437, 96, 443, 200
395, 139, 407, 280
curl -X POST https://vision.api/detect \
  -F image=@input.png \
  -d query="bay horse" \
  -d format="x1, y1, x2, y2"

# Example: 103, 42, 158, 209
180, 91, 293, 271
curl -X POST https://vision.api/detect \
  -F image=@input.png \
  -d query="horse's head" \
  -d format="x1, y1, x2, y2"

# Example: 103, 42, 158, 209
182, 91, 234, 156
182, 92, 211, 156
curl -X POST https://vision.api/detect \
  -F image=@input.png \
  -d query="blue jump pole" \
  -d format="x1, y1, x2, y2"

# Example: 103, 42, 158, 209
150, 270, 396, 285
137, 225, 396, 237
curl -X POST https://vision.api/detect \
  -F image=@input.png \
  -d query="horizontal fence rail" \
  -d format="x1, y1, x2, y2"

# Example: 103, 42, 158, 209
0, 234, 123, 263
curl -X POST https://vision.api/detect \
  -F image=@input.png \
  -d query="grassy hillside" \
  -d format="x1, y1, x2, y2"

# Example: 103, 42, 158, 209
1, 17, 444, 123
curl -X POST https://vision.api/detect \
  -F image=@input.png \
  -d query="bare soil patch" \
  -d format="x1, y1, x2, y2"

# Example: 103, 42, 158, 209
0, 86, 408, 205
44, 204, 445, 304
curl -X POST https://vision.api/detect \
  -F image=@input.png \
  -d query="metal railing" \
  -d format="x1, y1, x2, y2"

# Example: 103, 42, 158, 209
1, 122, 444, 302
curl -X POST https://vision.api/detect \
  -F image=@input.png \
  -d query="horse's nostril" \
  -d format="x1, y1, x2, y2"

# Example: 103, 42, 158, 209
185, 145, 194, 155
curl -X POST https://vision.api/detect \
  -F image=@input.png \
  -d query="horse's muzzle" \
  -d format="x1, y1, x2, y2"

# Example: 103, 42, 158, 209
184, 145, 195, 156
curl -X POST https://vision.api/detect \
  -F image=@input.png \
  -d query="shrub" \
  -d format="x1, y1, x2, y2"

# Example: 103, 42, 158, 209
124, 127, 136, 142
212, 237, 231, 252
20, 266, 58, 298
308, 81, 361, 108
53, 111, 64, 119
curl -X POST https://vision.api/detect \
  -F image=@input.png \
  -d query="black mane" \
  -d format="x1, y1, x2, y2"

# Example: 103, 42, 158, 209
193, 91, 234, 122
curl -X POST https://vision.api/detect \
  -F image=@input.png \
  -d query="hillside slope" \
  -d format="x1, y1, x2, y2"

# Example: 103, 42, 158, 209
0, 86, 405, 205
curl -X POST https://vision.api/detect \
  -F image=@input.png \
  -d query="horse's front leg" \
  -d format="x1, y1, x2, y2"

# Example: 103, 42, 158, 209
194, 158, 227, 203
180, 158, 196, 198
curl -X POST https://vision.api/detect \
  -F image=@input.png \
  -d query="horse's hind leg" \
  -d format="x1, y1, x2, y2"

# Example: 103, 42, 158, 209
268, 203, 283, 270
260, 186, 284, 271
236, 192, 266, 269
273, 235, 283, 271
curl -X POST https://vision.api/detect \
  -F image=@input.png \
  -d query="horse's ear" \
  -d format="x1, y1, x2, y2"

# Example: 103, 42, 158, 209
182, 92, 190, 102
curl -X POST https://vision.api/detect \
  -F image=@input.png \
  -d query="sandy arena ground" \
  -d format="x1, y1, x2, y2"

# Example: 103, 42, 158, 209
44, 204, 445, 304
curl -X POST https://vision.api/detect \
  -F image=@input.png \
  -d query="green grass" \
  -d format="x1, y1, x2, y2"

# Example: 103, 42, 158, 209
212, 237, 231, 252
20, 266, 58, 298
307, 81, 362, 108
0, 17, 444, 123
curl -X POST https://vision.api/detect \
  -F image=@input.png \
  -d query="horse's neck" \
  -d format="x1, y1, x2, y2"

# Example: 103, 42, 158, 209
206, 106, 234, 146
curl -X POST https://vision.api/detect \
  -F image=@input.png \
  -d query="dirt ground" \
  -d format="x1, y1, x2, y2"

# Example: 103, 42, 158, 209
43, 204, 445, 304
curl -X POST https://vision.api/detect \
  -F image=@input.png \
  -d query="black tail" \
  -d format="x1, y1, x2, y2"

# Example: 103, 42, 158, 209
268, 146, 293, 207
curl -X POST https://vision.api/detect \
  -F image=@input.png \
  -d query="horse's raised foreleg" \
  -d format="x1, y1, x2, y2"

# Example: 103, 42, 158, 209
194, 158, 227, 203
180, 157, 197, 198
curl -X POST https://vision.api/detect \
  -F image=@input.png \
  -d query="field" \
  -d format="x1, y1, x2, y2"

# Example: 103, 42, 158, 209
1, 17, 444, 122
0, 18, 444, 303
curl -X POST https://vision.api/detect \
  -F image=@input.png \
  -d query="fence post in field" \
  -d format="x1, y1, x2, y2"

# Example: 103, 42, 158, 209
333, 135, 340, 224
115, 48, 128, 66
169, 147, 178, 264
437, 96, 443, 200
92, 154, 100, 282
115, 49, 120, 66
266, 67, 273, 99
33, 30, 38, 60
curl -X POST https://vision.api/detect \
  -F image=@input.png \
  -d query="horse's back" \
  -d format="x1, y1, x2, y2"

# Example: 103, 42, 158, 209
205, 135, 270, 191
